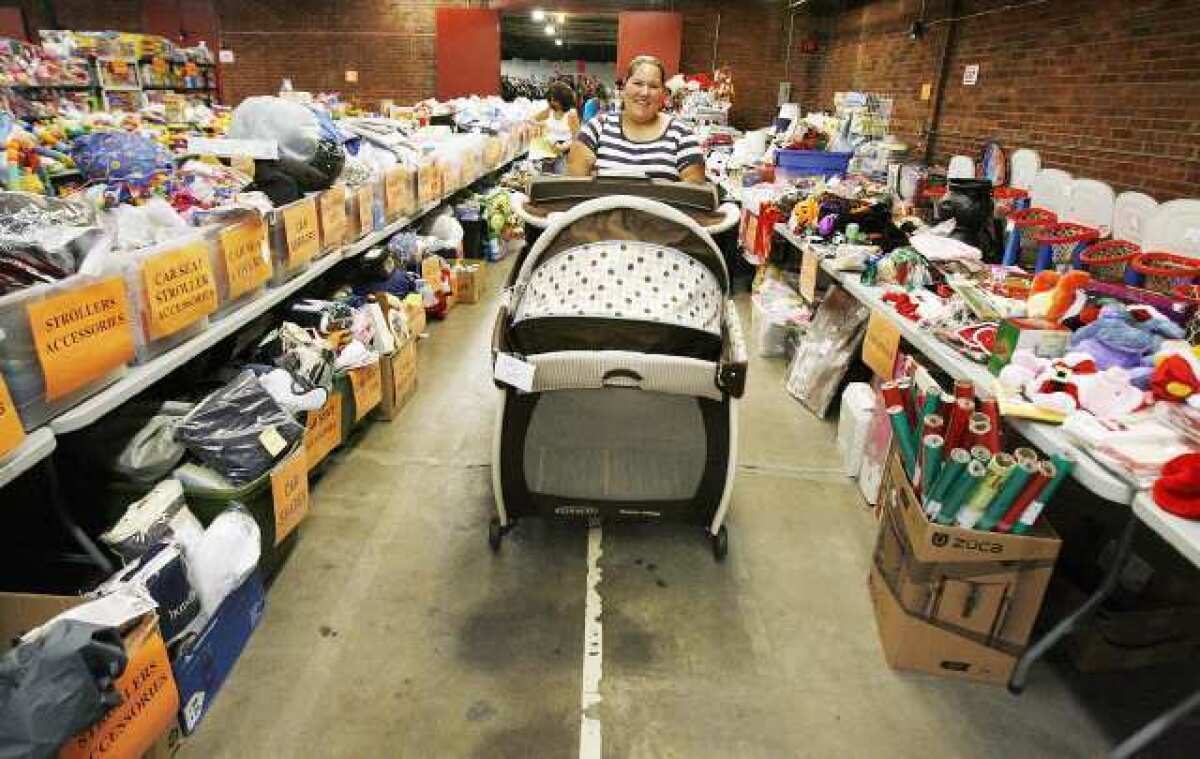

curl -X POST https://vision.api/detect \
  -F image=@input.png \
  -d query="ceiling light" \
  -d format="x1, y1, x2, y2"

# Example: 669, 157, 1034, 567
555, 38, 563, 46
531, 9, 545, 21
544, 24, 556, 35
556, 12, 566, 24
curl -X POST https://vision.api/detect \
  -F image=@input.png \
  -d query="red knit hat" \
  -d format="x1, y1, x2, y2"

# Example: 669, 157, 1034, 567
1153, 453, 1200, 519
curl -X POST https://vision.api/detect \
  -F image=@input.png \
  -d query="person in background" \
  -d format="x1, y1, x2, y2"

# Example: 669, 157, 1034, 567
566, 55, 705, 184
530, 81, 580, 174
581, 84, 609, 122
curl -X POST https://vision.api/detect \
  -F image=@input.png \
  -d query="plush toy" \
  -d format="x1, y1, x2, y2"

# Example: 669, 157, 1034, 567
1026, 269, 1090, 322
1023, 353, 1098, 416
1149, 341, 1200, 407
1070, 303, 1185, 370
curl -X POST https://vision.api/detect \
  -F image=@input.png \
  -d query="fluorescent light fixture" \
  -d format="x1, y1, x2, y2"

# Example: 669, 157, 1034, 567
531, 9, 545, 21
556, 12, 566, 23
555, 38, 563, 46
544, 24, 556, 35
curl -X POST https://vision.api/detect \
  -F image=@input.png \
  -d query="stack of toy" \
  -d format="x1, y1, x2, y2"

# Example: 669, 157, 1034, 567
883, 375, 1074, 534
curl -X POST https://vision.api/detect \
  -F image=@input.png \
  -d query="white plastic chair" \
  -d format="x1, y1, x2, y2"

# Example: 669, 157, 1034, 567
1010, 149, 1041, 190
1142, 199, 1200, 258
1064, 179, 1115, 236
947, 155, 975, 179
1112, 192, 1158, 245
1030, 168, 1073, 215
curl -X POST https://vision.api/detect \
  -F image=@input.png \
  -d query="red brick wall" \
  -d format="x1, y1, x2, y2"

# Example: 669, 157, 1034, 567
723, 0, 1200, 200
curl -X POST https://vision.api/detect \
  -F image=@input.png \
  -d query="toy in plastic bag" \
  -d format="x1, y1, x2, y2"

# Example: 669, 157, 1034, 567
785, 286, 870, 416
71, 131, 173, 181
100, 479, 204, 562
173, 370, 304, 484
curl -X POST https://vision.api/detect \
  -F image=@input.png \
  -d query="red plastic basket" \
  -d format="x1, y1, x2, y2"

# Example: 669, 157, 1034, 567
1172, 283, 1200, 305
1132, 251, 1200, 294
1033, 222, 1100, 267
1007, 207, 1057, 229
993, 186, 1029, 216
1079, 239, 1141, 283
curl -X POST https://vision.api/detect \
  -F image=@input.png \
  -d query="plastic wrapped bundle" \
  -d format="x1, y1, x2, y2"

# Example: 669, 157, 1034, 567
785, 286, 871, 416
100, 479, 204, 561
174, 370, 304, 484
0, 191, 110, 289
188, 506, 261, 617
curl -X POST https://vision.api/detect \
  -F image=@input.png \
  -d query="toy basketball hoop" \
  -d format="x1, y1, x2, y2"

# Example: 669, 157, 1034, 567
1131, 251, 1200, 295
1079, 239, 1140, 284
1033, 222, 1100, 270
1002, 207, 1057, 268
992, 186, 1029, 217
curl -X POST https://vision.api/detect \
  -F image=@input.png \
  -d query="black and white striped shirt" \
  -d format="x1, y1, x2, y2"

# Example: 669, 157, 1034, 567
576, 112, 704, 181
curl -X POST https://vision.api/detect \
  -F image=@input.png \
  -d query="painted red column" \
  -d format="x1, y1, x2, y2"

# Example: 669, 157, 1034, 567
435, 8, 500, 100
616, 11, 683, 79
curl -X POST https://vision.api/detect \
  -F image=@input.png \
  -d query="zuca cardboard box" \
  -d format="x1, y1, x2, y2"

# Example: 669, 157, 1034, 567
378, 337, 418, 421
172, 571, 266, 735
869, 450, 1061, 685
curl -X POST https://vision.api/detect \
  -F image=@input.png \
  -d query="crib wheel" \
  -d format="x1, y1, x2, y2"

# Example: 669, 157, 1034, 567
711, 525, 728, 562
489, 518, 504, 552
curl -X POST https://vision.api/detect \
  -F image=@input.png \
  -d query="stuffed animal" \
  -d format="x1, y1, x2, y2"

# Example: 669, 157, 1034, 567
1023, 353, 1098, 416
1026, 269, 1090, 322
1149, 341, 1200, 407
1070, 303, 1185, 370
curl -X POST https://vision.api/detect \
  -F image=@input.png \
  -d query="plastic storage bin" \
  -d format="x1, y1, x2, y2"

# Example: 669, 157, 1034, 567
201, 212, 272, 317
384, 164, 418, 222
0, 275, 136, 430
773, 149, 853, 180
266, 196, 321, 286
418, 157, 442, 206
347, 182, 376, 242
318, 184, 350, 253
121, 234, 218, 364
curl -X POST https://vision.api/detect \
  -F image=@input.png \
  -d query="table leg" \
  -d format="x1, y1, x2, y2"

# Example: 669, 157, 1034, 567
1110, 687, 1200, 759
42, 458, 113, 575
1008, 509, 1139, 695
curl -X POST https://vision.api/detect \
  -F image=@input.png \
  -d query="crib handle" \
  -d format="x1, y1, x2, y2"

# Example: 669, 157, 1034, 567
602, 368, 643, 388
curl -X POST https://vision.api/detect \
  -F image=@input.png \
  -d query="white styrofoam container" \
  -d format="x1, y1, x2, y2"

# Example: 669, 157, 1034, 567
837, 382, 877, 478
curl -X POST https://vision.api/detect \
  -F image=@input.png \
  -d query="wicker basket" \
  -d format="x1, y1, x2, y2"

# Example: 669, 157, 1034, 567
1033, 222, 1100, 269
1007, 207, 1057, 268
1131, 251, 1200, 294
1079, 239, 1141, 283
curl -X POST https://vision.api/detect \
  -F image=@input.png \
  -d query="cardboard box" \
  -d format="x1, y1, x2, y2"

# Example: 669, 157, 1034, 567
869, 450, 1061, 684
378, 338, 418, 421
172, 572, 266, 735
403, 298, 426, 338
453, 263, 486, 304
987, 317, 1071, 375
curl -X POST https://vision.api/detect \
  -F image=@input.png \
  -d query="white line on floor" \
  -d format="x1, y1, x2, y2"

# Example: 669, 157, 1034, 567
579, 525, 603, 759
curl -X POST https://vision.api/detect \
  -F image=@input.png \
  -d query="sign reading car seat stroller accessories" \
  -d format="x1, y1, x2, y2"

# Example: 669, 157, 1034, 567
270, 449, 309, 546
494, 352, 535, 392
0, 375, 24, 458
141, 240, 219, 340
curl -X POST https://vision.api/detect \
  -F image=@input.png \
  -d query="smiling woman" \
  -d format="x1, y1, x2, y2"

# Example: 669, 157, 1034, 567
566, 54, 706, 184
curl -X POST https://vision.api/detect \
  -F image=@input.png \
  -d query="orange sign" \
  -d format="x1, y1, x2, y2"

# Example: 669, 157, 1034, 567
281, 199, 320, 266
319, 186, 348, 248
862, 308, 903, 380
384, 167, 406, 217
60, 617, 179, 759
348, 361, 382, 421
0, 375, 25, 459
27, 278, 135, 401
141, 240, 219, 341
270, 449, 309, 545
183, 61, 199, 77
357, 185, 374, 235
304, 391, 343, 470
219, 218, 272, 300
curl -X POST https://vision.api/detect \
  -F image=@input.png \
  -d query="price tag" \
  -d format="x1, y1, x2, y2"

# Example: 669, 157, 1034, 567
270, 449, 309, 545
219, 218, 271, 299
0, 375, 25, 459
799, 245, 819, 303
357, 185, 374, 235
304, 390, 343, 469
494, 352, 536, 392
259, 425, 287, 456
141, 240, 219, 340
319, 186, 348, 248
862, 308, 903, 380
281, 199, 320, 266
27, 278, 135, 401
348, 361, 382, 421
384, 167, 405, 216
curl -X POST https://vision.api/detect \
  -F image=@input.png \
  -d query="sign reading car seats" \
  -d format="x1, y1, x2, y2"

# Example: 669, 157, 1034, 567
270, 449, 309, 545
281, 199, 320, 266
304, 391, 343, 469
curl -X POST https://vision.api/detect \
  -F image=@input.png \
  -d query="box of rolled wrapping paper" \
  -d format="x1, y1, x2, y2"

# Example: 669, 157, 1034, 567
868, 376, 1065, 685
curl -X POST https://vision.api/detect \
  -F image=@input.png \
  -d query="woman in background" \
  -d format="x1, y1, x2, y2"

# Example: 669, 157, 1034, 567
530, 81, 580, 174
581, 84, 609, 123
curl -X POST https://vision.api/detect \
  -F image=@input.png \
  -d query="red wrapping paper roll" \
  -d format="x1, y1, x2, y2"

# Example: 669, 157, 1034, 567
954, 378, 975, 402
922, 413, 945, 440
995, 461, 1053, 533
896, 377, 916, 429
943, 397, 973, 452
880, 381, 903, 410
979, 397, 1003, 452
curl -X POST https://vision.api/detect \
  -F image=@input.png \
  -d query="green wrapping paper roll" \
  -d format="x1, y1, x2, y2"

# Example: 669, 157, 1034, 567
888, 405, 918, 480
925, 448, 971, 518
921, 435, 944, 499
917, 392, 941, 437
1013, 447, 1039, 468
971, 446, 992, 464
1013, 453, 1075, 535
975, 460, 1037, 531
957, 453, 1016, 528
937, 459, 987, 525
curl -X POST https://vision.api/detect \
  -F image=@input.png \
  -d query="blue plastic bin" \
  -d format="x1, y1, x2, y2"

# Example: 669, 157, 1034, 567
774, 149, 853, 179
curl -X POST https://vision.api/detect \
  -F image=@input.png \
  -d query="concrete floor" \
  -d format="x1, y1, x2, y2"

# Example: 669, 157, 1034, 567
181, 260, 1185, 758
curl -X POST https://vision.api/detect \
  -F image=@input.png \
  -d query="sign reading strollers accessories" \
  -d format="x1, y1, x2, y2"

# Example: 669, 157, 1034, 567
142, 240, 219, 340
0, 375, 25, 458
271, 449, 309, 546
27, 277, 136, 401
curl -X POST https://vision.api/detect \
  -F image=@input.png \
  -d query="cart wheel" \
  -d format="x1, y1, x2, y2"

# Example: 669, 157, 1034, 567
711, 525, 729, 562
488, 518, 504, 552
